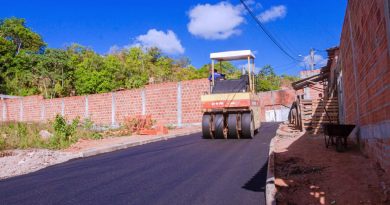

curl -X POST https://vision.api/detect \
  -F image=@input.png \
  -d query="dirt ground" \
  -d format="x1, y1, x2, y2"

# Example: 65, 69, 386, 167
274, 123, 390, 205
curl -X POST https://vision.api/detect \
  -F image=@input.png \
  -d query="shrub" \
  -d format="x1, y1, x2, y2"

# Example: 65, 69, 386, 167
16, 123, 28, 148
0, 136, 5, 150
49, 115, 80, 149
82, 117, 94, 130
0, 122, 46, 151
90, 132, 103, 140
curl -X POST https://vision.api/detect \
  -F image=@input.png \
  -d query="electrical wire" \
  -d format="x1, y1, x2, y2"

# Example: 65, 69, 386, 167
240, 0, 302, 62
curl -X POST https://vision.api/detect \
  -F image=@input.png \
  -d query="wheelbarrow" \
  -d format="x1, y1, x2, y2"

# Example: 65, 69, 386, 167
322, 124, 355, 152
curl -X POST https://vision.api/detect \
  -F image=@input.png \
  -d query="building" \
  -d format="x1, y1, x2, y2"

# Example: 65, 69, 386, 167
332, 0, 390, 172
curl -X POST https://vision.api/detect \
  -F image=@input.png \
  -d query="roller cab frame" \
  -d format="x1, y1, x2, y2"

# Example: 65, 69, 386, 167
201, 50, 261, 139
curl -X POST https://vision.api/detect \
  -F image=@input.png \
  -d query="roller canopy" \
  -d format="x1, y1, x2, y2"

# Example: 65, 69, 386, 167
210, 50, 255, 61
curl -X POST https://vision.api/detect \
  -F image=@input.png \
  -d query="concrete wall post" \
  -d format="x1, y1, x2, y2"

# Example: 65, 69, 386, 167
141, 90, 146, 115
61, 99, 65, 117
85, 95, 89, 118
2, 98, 6, 122
19, 98, 24, 121
111, 92, 116, 126
40, 103, 45, 122
177, 82, 182, 127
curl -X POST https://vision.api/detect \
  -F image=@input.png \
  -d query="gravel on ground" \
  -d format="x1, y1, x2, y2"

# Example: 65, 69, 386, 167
0, 149, 77, 180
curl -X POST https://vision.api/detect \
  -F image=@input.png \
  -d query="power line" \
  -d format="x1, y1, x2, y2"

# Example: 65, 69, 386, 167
240, 0, 302, 62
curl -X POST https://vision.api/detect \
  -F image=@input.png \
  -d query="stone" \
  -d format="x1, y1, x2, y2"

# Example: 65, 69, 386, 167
39, 130, 53, 141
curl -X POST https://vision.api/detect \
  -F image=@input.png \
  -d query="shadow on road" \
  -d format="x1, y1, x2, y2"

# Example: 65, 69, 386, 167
242, 160, 268, 192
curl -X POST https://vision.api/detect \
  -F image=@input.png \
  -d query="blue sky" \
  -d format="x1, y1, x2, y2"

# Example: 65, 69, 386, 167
0, 0, 347, 76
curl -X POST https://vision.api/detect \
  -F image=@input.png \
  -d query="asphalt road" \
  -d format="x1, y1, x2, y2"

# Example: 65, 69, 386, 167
0, 122, 279, 205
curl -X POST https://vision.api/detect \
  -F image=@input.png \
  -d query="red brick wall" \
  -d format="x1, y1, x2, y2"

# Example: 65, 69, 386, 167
23, 96, 42, 122
145, 82, 178, 125
88, 93, 113, 125
340, 0, 390, 172
115, 89, 143, 124
0, 79, 296, 126
63, 96, 86, 122
44, 98, 63, 122
258, 89, 296, 121
181, 79, 210, 124
6, 98, 21, 121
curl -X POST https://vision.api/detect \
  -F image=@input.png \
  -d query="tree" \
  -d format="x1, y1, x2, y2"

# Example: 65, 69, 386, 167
256, 65, 280, 92
2, 17, 252, 97
35, 49, 73, 98
73, 49, 118, 95
0, 18, 45, 55
1, 51, 40, 96
0, 17, 46, 94
258, 64, 276, 77
198, 61, 241, 79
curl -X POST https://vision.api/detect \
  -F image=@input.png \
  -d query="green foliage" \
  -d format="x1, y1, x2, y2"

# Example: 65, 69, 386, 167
0, 136, 5, 150
257, 78, 279, 91
0, 17, 300, 98
198, 61, 241, 79
0, 118, 107, 151
82, 117, 94, 130
0, 122, 45, 150
49, 115, 80, 149
90, 132, 103, 140
256, 65, 300, 92
256, 65, 280, 92
0, 17, 45, 55
216, 61, 241, 79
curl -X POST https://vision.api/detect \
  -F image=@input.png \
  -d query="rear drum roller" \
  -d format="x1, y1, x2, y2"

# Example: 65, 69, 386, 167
228, 114, 239, 139
215, 114, 226, 139
241, 112, 254, 139
202, 114, 213, 139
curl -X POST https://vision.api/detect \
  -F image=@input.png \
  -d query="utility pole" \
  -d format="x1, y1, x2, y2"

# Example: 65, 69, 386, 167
310, 48, 315, 71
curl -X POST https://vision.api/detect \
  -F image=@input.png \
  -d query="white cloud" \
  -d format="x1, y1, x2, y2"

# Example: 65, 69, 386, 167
258, 5, 287, 23
244, 0, 262, 9
187, 2, 245, 40
108, 45, 121, 54
300, 54, 328, 68
132, 29, 185, 55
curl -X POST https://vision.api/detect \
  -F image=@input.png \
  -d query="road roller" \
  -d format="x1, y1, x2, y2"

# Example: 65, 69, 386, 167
201, 50, 261, 139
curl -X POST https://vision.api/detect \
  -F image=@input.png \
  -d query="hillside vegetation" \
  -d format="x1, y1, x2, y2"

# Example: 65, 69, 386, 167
0, 17, 298, 98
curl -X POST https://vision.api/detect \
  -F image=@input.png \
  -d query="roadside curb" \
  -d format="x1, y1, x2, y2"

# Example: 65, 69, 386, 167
276, 128, 296, 137
80, 130, 200, 158
266, 135, 277, 205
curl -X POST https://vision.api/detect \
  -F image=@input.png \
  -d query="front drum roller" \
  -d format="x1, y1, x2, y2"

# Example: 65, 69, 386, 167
241, 112, 254, 139
202, 114, 213, 139
227, 114, 240, 139
215, 114, 226, 139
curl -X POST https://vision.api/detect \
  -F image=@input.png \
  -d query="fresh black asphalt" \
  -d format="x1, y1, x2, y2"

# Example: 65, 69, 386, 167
0, 122, 279, 205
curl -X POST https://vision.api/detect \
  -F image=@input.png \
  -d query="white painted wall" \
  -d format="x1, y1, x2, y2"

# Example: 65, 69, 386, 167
265, 107, 290, 122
